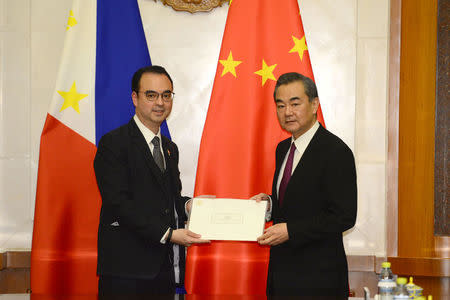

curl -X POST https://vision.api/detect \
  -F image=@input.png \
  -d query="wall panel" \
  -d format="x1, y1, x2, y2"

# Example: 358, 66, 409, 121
389, 0, 449, 298
397, 0, 445, 259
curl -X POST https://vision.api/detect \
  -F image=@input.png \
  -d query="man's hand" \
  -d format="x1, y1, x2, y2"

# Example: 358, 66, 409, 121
170, 229, 210, 247
250, 193, 271, 211
257, 223, 289, 246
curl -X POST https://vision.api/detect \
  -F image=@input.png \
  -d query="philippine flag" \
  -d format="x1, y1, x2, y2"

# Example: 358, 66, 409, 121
30, 0, 167, 293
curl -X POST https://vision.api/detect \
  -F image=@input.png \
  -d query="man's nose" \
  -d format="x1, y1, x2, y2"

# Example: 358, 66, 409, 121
285, 105, 293, 115
155, 95, 164, 105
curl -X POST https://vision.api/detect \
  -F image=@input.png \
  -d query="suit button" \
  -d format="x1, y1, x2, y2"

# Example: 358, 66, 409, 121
164, 209, 170, 214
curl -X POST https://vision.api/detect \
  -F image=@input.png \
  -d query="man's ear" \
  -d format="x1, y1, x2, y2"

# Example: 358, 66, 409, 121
131, 91, 138, 107
312, 97, 319, 114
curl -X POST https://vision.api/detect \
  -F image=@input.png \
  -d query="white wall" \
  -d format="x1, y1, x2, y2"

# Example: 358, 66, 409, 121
0, 0, 33, 251
0, 0, 390, 257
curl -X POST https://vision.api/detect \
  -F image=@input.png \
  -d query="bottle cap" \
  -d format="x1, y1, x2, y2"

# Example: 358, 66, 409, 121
397, 277, 407, 285
405, 276, 415, 288
381, 261, 391, 268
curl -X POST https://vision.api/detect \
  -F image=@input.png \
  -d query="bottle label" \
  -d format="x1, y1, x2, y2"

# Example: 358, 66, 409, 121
379, 286, 395, 293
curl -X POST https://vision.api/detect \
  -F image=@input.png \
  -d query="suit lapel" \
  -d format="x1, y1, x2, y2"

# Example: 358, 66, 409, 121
293, 125, 325, 177
161, 136, 173, 175
280, 125, 325, 205
294, 123, 325, 173
129, 119, 166, 189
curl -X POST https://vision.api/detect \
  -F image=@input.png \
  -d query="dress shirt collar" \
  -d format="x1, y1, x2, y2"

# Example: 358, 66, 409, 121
291, 120, 320, 148
133, 115, 162, 145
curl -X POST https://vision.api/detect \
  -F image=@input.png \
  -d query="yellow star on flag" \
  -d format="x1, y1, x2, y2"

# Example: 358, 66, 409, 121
289, 35, 308, 60
229, 0, 233, 5
66, 10, 77, 31
57, 81, 88, 113
219, 51, 242, 77
254, 59, 277, 86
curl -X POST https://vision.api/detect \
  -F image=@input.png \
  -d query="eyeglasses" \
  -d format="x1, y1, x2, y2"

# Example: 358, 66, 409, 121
137, 90, 175, 102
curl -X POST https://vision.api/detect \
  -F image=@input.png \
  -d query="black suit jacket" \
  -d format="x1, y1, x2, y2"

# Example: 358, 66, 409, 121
93, 118, 188, 280
267, 124, 357, 297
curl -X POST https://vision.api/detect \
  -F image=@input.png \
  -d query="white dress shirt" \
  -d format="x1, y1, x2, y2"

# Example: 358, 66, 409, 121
133, 115, 181, 284
276, 121, 320, 197
133, 115, 166, 169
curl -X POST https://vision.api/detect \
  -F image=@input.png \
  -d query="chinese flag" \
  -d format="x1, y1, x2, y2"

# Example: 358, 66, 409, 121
186, 0, 324, 295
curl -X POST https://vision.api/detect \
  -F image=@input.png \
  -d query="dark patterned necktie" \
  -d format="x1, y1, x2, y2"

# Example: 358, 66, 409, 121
278, 143, 296, 206
151, 136, 165, 171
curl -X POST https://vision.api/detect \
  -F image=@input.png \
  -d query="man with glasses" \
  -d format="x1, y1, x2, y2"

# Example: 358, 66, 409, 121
94, 65, 209, 295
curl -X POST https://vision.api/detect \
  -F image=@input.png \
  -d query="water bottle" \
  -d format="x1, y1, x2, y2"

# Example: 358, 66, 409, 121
379, 261, 395, 280
378, 262, 396, 300
393, 277, 409, 299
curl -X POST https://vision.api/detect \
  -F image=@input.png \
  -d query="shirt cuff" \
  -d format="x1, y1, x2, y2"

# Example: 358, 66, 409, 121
265, 196, 273, 221
185, 199, 192, 217
160, 227, 171, 244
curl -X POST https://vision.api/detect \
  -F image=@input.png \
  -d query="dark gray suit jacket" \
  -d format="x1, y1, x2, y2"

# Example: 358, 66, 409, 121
94, 118, 187, 280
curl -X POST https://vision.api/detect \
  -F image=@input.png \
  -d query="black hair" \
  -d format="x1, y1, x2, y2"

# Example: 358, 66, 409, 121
273, 72, 318, 102
131, 65, 173, 92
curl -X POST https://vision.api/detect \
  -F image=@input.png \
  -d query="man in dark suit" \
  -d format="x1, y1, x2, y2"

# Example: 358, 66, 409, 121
94, 65, 209, 295
253, 72, 357, 298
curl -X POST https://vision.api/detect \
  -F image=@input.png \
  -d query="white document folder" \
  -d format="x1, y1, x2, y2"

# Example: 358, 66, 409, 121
188, 198, 267, 241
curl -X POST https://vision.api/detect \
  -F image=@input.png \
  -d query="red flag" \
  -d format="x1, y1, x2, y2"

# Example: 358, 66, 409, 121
186, 0, 324, 295
32, 116, 100, 293
195, 0, 324, 199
